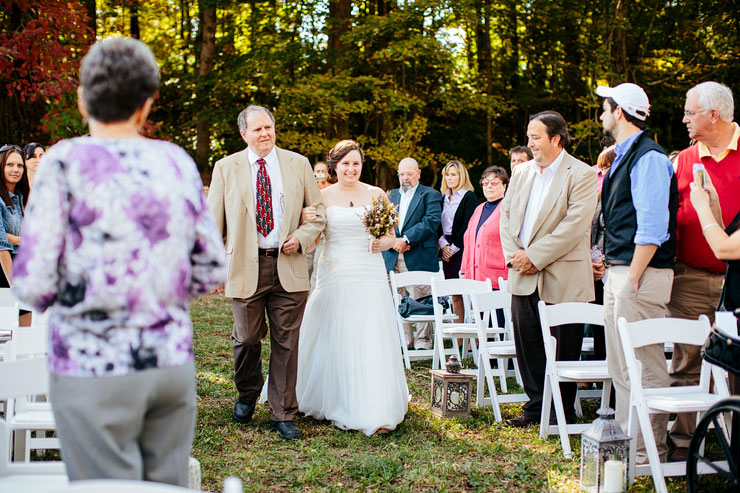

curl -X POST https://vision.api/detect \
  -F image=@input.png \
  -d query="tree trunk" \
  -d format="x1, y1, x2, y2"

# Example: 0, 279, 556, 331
326, 0, 351, 139
611, 0, 628, 76
475, 0, 493, 166
195, 1, 216, 170
84, 0, 96, 38
327, 0, 351, 55
130, 1, 140, 39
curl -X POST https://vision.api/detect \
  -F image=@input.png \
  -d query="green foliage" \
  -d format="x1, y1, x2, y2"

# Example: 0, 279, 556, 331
3, 0, 739, 181
42, 90, 89, 142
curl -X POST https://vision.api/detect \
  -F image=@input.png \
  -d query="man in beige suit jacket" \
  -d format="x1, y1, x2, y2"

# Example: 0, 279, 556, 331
500, 110, 597, 427
208, 105, 325, 440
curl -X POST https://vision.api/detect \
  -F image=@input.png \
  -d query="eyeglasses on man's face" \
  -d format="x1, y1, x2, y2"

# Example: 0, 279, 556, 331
683, 109, 709, 119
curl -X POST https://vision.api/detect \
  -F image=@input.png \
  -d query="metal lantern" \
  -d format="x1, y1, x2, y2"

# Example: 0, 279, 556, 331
580, 407, 630, 492
430, 356, 473, 419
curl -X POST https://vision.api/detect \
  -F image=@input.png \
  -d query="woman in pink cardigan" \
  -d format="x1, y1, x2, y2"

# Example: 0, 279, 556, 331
460, 166, 509, 288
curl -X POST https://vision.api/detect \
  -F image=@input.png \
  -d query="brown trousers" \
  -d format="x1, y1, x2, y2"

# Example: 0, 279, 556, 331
232, 253, 308, 421
667, 261, 724, 447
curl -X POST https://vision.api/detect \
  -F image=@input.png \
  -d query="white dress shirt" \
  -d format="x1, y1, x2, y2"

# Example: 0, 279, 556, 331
398, 183, 419, 233
249, 146, 284, 249
518, 149, 565, 247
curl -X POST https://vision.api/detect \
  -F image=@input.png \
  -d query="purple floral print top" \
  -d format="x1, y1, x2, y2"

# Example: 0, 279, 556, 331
12, 137, 227, 377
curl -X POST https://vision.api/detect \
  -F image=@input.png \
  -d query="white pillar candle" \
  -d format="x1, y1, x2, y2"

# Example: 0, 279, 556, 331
450, 391, 460, 405
603, 459, 624, 492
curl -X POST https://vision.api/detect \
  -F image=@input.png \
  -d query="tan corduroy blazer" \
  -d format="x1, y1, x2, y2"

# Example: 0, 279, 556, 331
500, 152, 597, 304
207, 146, 326, 299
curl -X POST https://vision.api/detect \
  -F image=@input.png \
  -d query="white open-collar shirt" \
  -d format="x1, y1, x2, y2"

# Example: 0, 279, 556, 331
249, 146, 284, 249
518, 149, 565, 248
398, 182, 419, 232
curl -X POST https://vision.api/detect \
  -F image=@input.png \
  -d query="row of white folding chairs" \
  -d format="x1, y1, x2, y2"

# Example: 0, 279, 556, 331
0, 288, 55, 461
430, 277, 529, 417
1, 324, 57, 463
389, 271, 527, 415
468, 287, 528, 421
519, 299, 731, 491
465, 290, 606, 428
390, 271, 611, 430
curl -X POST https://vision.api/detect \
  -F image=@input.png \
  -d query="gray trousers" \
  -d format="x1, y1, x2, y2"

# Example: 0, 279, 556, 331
49, 362, 196, 486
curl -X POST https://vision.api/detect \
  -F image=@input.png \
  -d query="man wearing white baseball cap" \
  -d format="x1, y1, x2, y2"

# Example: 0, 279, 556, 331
596, 82, 678, 464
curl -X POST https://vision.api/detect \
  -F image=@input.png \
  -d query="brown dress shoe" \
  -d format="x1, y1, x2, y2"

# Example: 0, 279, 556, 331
671, 446, 688, 461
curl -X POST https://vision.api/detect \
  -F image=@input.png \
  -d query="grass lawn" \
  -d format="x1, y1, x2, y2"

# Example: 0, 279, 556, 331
191, 294, 691, 492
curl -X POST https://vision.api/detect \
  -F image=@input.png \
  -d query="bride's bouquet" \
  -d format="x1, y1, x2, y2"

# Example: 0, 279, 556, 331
362, 195, 399, 240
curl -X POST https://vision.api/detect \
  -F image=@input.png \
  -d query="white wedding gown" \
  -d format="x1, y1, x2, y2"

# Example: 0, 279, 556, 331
297, 206, 409, 435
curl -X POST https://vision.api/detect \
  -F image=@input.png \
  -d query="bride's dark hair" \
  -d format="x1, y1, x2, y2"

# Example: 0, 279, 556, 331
326, 140, 364, 178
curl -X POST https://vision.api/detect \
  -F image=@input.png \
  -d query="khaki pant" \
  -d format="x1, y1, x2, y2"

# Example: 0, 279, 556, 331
393, 253, 433, 349
667, 261, 724, 447
604, 265, 673, 463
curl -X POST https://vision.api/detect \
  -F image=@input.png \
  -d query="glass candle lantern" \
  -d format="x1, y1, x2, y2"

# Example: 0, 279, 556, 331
580, 408, 630, 492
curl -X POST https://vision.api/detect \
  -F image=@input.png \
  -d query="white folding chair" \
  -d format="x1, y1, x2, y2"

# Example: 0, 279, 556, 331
33, 476, 244, 492
470, 290, 527, 421
389, 270, 456, 368
0, 288, 20, 354
537, 301, 612, 459
430, 278, 492, 370
495, 278, 524, 388
0, 288, 19, 344
716, 311, 738, 335
618, 315, 731, 492
3, 330, 57, 462
29, 309, 50, 330
0, 357, 66, 490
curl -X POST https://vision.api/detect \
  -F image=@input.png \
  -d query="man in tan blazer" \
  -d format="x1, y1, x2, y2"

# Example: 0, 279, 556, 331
500, 110, 597, 427
208, 105, 325, 440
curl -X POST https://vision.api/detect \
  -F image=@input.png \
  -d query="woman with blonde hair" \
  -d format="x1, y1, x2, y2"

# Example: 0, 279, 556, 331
438, 160, 478, 321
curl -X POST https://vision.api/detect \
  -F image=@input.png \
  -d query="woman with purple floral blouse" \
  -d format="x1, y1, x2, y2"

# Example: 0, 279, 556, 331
12, 37, 226, 486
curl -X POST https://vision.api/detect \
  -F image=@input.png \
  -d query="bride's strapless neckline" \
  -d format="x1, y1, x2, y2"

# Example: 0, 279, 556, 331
326, 204, 367, 210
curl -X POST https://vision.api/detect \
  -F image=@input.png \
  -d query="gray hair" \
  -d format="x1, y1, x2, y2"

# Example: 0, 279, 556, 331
237, 105, 276, 133
79, 37, 159, 123
687, 82, 734, 122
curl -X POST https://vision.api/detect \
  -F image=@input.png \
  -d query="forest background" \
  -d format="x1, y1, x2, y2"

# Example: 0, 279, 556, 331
2, 0, 739, 189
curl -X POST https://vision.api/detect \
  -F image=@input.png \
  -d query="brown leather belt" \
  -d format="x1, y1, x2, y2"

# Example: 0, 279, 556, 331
258, 248, 279, 258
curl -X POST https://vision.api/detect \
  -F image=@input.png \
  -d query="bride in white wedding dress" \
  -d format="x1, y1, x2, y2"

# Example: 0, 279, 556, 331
296, 140, 409, 435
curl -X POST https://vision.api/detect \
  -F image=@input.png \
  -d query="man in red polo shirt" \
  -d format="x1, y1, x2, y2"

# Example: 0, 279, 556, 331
668, 81, 740, 459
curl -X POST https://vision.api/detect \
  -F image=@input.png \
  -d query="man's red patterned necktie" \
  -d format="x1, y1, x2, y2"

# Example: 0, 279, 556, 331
255, 158, 273, 236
